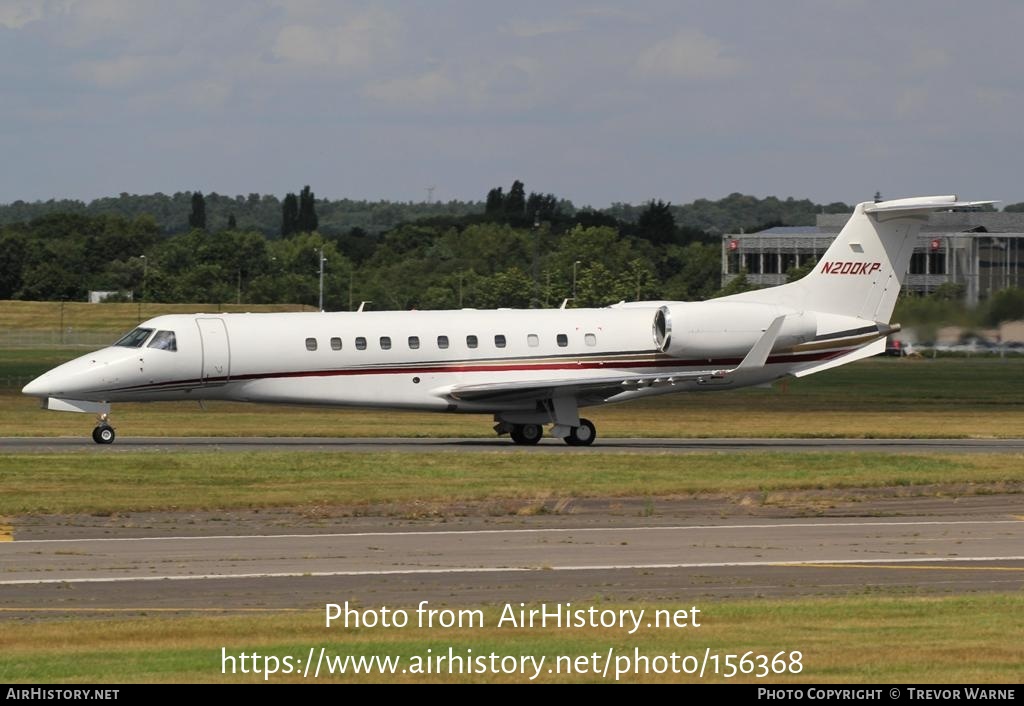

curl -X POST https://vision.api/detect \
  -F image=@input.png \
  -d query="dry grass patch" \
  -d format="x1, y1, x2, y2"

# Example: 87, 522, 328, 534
0, 451, 1021, 515
2, 594, 1021, 683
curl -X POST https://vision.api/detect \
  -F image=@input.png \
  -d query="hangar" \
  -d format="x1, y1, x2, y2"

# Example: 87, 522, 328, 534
722, 208, 1024, 306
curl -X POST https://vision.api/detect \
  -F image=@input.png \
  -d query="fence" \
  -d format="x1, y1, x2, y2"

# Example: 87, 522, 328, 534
1, 330, 122, 390
0, 330, 119, 350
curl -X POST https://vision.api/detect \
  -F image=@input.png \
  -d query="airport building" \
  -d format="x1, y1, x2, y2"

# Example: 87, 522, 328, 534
721, 209, 1024, 306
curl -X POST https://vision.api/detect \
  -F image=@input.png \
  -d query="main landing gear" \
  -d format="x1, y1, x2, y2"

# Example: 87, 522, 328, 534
91, 414, 115, 445
563, 419, 596, 447
504, 419, 597, 447
510, 423, 543, 445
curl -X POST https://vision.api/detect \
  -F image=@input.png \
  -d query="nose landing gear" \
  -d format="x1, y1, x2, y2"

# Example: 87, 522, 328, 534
92, 414, 116, 444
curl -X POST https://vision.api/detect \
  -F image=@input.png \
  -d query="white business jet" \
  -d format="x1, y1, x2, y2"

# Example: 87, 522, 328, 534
22, 195, 991, 445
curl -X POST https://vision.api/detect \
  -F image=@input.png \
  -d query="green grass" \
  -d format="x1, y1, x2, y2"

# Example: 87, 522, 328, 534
2, 595, 1021, 683
0, 451, 1020, 515
0, 300, 314, 333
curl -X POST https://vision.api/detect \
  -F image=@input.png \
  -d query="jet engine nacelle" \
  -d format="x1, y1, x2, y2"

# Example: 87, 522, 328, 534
652, 302, 817, 359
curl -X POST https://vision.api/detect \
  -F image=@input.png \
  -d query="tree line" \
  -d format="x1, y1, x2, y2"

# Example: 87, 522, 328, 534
0, 182, 732, 309
0, 187, 864, 237
1, 181, 1021, 325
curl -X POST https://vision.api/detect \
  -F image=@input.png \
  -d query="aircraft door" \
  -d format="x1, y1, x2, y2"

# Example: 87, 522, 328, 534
196, 317, 231, 384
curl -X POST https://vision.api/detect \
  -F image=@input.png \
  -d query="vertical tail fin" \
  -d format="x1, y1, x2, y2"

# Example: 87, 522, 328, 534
721, 195, 994, 322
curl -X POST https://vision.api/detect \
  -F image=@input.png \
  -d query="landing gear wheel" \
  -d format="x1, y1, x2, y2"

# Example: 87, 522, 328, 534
564, 418, 596, 446
510, 423, 543, 445
92, 424, 115, 445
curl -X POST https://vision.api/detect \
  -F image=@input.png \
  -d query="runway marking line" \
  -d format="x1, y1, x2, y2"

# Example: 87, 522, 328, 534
783, 563, 1024, 573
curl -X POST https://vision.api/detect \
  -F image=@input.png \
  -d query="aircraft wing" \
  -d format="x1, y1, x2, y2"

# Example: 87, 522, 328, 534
442, 368, 729, 403
443, 315, 788, 403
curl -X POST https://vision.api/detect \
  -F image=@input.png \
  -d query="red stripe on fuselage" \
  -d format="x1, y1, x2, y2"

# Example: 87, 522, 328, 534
100, 348, 852, 394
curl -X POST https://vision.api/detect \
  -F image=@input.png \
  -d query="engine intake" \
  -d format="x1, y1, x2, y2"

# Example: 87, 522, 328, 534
653, 302, 817, 359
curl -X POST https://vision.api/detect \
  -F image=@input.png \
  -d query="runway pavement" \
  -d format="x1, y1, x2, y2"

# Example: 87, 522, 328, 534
1, 495, 1022, 615
2, 435, 1021, 617
3, 436, 1024, 454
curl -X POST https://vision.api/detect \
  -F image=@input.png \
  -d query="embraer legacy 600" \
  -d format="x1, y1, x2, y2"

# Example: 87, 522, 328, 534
22, 195, 992, 445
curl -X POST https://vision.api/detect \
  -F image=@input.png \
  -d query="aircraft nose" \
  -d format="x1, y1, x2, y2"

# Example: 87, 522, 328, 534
22, 356, 104, 398
22, 374, 51, 397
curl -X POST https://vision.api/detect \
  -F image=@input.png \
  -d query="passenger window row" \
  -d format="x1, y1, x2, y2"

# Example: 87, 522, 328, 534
304, 332, 599, 352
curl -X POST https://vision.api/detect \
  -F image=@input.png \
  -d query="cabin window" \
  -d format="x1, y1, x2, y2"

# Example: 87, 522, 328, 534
467, 335, 478, 349
148, 330, 177, 352
437, 335, 449, 349
494, 334, 506, 348
380, 336, 392, 350
584, 333, 597, 347
556, 333, 568, 347
114, 327, 153, 348
408, 336, 420, 349
356, 337, 367, 350
527, 334, 539, 347
330, 337, 342, 351
305, 337, 318, 351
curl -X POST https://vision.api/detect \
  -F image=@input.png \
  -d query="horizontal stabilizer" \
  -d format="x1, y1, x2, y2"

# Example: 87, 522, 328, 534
863, 195, 997, 215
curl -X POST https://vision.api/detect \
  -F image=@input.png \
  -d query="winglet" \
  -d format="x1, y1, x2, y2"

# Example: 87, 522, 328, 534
735, 315, 786, 371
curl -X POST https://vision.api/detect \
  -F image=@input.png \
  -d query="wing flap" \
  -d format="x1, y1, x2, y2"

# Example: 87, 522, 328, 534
441, 369, 727, 403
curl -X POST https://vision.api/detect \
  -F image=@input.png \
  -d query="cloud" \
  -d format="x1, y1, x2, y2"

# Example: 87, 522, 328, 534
0, 0, 45, 28
72, 52, 197, 88
635, 28, 743, 80
364, 69, 456, 106
907, 44, 950, 74
503, 17, 581, 38
272, 9, 401, 71
364, 57, 545, 113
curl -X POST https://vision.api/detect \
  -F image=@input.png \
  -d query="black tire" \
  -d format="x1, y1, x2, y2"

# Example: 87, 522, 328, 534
564, 418, 596, 446
92, 425, 115, 445
510, 424, 543, 445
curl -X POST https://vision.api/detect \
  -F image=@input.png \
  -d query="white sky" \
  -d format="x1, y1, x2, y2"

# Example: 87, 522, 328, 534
1, 0, 1022, 208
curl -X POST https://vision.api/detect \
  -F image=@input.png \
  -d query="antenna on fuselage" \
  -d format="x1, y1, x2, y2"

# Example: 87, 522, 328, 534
357, 301, 372, 312
559, 298, 570, 309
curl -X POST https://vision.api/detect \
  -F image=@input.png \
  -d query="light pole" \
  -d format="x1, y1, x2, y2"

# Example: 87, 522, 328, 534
316, 247, 327, 311
139, 255, 147, 320
572, 260, 581, 303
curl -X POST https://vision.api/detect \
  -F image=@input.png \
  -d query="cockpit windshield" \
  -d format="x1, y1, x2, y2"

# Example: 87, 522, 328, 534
113, 327, 154, 348
147, 330, 177, 352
